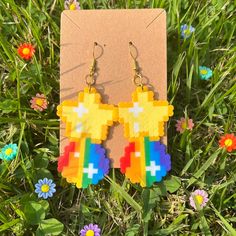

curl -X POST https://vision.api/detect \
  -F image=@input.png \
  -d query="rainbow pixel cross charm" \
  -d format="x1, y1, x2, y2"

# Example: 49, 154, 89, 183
57, 87, 117, 188
118, 86, 174, 187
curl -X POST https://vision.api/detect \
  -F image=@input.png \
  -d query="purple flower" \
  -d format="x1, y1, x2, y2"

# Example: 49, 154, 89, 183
189, 189, 209, 210
80, 224, 101, 236
64, 0, 80, 10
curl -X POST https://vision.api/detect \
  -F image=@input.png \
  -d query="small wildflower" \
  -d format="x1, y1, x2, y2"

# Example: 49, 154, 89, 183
30, 93, 48, 111
80, 224, 101, 236
180, 24, 195, 39
189, 189, 209, 210
17, 43, 35, 60
199, 66, 213, 80
35, 178, 56, 199
0, 143, 18, 161
175, 117, 194, 133
219, 133, 236, 152
64, 0, 80, 10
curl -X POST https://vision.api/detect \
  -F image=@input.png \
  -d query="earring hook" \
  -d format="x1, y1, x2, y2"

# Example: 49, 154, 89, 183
129, 41, 138, 60
90, 42, 98, 76
129, 41, 144, 88
93, 42, 98, 60
85, 42, 99, 90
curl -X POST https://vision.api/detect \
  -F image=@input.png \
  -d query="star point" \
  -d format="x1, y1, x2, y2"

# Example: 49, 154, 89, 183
118, 86, 174, 140
57, 88, 117, 143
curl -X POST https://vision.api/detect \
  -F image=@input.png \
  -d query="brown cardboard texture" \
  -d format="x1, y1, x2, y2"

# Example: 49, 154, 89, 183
60, 9, 167, 168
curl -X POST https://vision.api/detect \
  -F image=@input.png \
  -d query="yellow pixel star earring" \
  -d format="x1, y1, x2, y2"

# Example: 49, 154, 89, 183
57, 42, 117, 188
118, 42, 174, 187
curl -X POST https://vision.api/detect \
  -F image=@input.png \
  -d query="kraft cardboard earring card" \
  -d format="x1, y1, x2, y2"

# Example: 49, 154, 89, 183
60, 9, 168, 169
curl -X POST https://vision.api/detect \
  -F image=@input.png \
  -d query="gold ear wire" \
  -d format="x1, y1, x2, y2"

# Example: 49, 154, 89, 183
85, 42, 98, 90
129, 41, 144, 88
93, 42, 98, 60
129, 41, 137, 60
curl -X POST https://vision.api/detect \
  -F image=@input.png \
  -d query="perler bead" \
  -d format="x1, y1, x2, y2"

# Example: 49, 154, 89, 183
58, 139, 110, 188
118, 86, 174, 141
57, 142, 75, 172
57, 87, 117, 144
120, 137, 171, 187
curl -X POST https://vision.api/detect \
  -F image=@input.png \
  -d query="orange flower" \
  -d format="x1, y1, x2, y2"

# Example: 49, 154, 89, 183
219, 134, 236, 152
17, 43, 35, 60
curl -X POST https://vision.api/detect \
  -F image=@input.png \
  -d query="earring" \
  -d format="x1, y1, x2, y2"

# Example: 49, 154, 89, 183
118, 42, 174, 187
57, 42, 117, 188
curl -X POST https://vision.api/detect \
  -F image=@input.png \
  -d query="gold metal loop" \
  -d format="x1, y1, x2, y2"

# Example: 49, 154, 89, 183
133, 73, 145, 88
85, 74, 95, 86
133, 74, 142, 86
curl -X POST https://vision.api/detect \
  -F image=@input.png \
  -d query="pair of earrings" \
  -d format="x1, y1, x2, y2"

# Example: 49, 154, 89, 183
57, 42, 174, 188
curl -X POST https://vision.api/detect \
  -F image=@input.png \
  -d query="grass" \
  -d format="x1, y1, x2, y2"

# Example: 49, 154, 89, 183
0, 0, 236, 235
